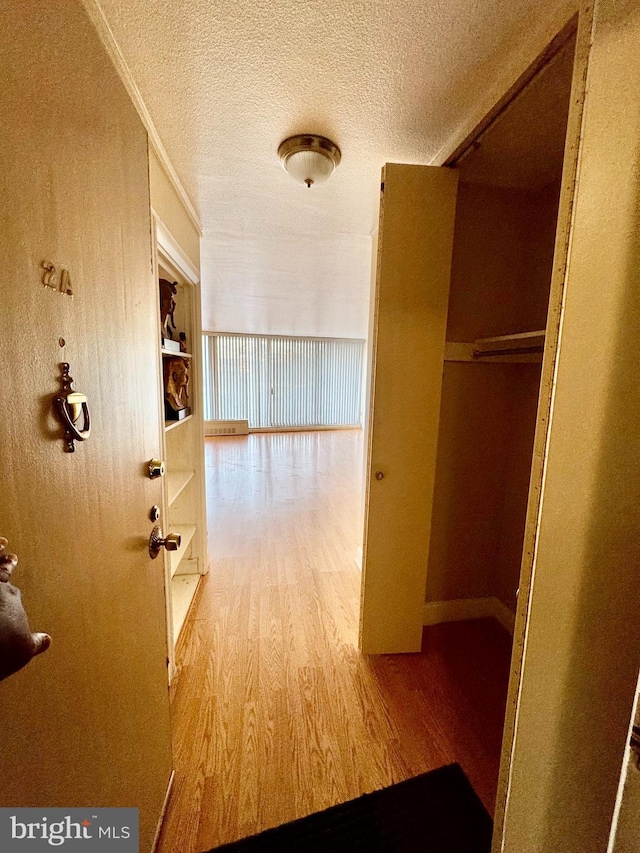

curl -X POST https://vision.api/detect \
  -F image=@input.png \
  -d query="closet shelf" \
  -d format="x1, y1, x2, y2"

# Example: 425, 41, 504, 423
169, 524, 197, 577
475, 330, 545, 345
445, 330, 545, 363
166, 469, 195, 507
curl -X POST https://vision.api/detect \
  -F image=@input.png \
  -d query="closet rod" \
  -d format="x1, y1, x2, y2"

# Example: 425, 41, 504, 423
473, 345, 544, 359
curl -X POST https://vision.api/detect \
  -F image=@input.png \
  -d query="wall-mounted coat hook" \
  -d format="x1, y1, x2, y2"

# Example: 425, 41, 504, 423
0, 537, 50, 681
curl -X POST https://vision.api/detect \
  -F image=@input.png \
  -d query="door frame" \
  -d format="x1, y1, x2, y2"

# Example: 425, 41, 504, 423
438, 7, 594, 849
452, 7, 593, 848
431, 2, 640, 849
360, 3, 640, 850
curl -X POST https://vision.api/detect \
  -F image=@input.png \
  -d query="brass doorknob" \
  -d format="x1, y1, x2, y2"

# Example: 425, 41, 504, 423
149, 526, 182, 559
163, 533, 181, 551
148, 458, 165, 479
375, 471, 384, 480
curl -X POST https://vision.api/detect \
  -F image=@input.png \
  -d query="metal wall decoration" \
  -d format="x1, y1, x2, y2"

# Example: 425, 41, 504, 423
54, 362, 91, 452
41, 260, 73, 297
0, 537, 51, 681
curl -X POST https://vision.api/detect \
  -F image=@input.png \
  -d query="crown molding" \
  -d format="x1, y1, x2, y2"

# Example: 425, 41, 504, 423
153, 212, 200, 285
81, 0, 202, 234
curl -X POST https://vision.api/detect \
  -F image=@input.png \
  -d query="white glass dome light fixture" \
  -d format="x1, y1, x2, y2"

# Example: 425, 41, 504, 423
277, 134, 341, 188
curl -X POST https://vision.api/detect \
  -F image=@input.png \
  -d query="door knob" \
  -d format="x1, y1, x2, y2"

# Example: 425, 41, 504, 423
148, 458, 165, 479
149, 526, 181, 559
375, 471, 384, 480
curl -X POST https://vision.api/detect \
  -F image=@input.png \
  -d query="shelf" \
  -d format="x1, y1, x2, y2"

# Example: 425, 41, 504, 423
156, 229, 206, 677
167, 469, 195, 507
474, 330, 545, 346
170, 574, 200, 646
165, 414, 193, 432
161, 348, 192, 359
445, 330, 545, 363
169, 524, 197, 577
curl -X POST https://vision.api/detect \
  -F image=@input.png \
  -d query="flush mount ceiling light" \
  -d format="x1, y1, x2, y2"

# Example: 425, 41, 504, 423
277, 134, 341, 188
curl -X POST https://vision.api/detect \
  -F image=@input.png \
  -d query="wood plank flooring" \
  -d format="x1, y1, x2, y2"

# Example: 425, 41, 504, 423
156, 430, 512, 853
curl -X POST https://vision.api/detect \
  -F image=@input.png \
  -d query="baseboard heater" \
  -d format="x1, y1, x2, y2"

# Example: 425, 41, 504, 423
205, 419, 250, 436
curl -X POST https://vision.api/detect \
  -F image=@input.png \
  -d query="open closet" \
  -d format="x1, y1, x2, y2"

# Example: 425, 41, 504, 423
360, 24, 578, 653
425, 31, 576, 624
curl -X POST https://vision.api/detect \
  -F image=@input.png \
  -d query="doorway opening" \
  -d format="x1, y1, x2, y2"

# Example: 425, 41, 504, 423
158, 23, 580, 853
426, 27, 578, 630
359, 14, 579, 836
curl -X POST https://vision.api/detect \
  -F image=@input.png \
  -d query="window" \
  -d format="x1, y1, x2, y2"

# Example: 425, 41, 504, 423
203, 333, 364, 429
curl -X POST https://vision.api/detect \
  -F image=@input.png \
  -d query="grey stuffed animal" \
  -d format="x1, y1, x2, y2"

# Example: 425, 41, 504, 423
0, 537, 50, 681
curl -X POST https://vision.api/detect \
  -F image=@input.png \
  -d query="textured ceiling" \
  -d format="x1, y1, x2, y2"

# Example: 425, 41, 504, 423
96, 0, 576, 337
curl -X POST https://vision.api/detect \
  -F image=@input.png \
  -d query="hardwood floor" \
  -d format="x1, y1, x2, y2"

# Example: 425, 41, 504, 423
156, 430, 512, 853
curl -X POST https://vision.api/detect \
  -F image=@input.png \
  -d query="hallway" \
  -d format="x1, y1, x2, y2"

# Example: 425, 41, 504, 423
157, 431, 512, 852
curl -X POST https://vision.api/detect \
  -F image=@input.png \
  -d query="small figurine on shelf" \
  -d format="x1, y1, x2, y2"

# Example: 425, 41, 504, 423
179, 332, 188, 353
159, 278, 178, 342
164, 357, 191, 421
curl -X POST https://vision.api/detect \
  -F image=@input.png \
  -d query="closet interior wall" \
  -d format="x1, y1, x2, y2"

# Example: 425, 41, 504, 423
425, 33, 576, 616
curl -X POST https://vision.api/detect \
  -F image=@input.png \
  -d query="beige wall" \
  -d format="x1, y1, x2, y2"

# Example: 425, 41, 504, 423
426, 181, 558, 610
493, 365, 541, 609
150, 147, 201, 273
200, 232, 371, 339
446, 182, 560, 341
426, 362, 540, 610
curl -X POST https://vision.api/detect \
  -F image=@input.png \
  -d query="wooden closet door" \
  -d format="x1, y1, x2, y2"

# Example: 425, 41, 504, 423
360, 164, 458, 653
0, 3, 172, 849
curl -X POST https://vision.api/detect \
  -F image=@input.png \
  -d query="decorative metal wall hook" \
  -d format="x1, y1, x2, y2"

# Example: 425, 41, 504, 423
54, 362, 91, 452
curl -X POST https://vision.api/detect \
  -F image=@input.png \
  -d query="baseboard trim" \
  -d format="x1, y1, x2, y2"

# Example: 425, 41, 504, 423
205, 419, 250, 436
251, 424, 362, 433
151, 770, 174, 853
423, 596, 515, 635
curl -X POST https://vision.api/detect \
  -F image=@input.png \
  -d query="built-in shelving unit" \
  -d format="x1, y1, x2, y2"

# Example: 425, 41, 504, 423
445, 330, 546, 363
154, 216, 208, 680
165, 413, 193, 432
169, 524, 197, 577
161, 348, 193, 358
171, 574, 200, 643
167, 469, 196, 506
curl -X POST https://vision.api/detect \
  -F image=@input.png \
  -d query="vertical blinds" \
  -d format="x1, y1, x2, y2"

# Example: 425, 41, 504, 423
203, 333, 364, 429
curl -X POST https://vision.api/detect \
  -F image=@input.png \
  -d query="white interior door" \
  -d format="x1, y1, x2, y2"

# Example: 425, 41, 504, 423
360, 163, 458, 653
